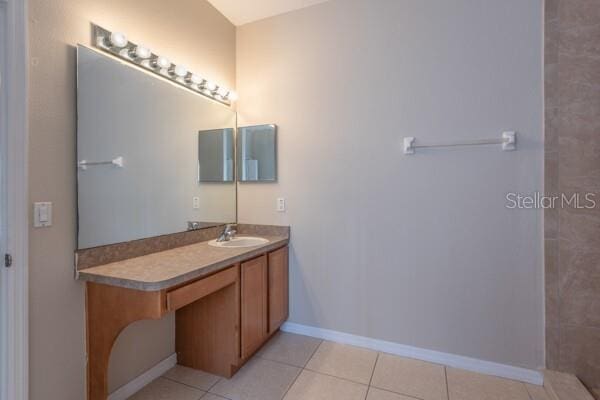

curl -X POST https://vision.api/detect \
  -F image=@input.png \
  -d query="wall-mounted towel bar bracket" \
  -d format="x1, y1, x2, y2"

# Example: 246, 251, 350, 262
403, 131, 516, 155
78, 156, 124, 170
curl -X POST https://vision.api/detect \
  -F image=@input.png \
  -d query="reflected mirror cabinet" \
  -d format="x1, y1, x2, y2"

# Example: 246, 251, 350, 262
77, 45, 277, 249
238, 124, 277, 182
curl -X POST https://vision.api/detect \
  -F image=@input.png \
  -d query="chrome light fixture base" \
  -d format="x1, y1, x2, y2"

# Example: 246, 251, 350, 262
92, 24, 236, 106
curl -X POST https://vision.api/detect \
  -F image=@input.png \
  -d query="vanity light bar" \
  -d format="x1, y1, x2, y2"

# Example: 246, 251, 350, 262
92, 24, 237, 106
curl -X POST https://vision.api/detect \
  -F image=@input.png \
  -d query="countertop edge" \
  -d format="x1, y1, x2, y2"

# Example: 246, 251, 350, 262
78, 237, 289, 291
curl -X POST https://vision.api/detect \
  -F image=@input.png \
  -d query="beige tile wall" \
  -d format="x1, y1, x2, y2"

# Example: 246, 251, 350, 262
544, 0, 600, 394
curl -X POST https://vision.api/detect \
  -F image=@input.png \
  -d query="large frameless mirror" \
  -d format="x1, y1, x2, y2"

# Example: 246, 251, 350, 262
237, 124, 277, 182
76, 45, 236, 249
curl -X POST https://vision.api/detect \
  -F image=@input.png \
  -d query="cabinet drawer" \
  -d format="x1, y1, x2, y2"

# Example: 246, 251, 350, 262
167, 266, 237, 311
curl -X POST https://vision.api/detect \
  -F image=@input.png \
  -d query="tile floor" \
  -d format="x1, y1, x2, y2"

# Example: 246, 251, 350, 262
127, 332, 552, 400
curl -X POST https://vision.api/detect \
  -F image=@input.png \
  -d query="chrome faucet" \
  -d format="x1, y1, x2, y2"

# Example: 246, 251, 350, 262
216, 224, 237, 242
187, 221, 202, 231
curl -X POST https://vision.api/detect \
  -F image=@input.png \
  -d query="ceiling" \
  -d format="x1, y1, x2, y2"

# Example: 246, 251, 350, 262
207, 0, 331, 26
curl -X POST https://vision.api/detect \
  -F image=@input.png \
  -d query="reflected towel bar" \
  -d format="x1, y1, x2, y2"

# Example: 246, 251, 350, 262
78, 156, 124, 170
403, 131, 516, 155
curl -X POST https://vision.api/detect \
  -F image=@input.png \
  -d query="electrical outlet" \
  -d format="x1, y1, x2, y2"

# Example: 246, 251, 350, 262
276, 197, 286, 212
192, 197, 200, 209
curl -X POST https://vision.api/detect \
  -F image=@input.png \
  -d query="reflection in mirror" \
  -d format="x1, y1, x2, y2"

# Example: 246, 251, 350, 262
237, 124, 277, 182
77, 46, 236, 249
198, 129, 234, 182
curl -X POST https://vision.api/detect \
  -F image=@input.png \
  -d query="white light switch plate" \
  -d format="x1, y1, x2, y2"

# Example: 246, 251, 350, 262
277, 198, 286, 212
33, 202, 52, 227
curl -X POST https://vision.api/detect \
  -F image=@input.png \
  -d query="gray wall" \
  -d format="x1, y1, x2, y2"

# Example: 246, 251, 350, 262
237, 0, 545, 369
27, 0, 235, 398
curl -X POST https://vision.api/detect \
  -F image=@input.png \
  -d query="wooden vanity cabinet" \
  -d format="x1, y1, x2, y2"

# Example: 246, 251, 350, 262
268, 246, 289, 333
86, 244, 289, 399
176, 245, 289, 376
240, 246, 290, 359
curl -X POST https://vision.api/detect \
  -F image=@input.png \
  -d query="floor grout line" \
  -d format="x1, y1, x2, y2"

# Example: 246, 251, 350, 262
206, 376, 222, 392
523, 382, 534, 400
159, 375, 210, 393
301, 338, 377, 386
254, 334, 323, 369
279, 338, 326, 400
367, 386, 425, 400
368, 353, 379, 387
278, 340, 330, 400
444, 366, 450, 400
204, 341, 322, 399
303, 338, 324, 367
210, 393, 233, 400
302, 338, 324, 367
159, 367, 223, 394
255, 354, 310, 370
200, 392, 232, 400
197, 391, 205, 400
279, 366, 303, 400
364, 353, 380, 400
302, 366, 371, 386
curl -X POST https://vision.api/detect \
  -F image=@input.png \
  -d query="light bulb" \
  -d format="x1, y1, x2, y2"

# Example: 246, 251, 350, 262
110, 32, 128, 48
174, 65, 188, 77
133, 45, 151, 59
227, 91, 238, 101
190, 74, 203, 85
217, 86, 229, 97
155, 56, 171, 69
205, 81, 217, 91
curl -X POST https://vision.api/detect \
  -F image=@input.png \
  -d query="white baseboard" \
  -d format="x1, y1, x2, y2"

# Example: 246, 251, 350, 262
281, 322, 544, 386
108, 353, 177, 400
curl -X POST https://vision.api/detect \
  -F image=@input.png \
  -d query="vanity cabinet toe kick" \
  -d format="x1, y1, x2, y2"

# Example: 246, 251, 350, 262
86, 246, 289, 400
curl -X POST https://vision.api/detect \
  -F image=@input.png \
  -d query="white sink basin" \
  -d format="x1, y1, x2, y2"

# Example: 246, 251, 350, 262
208, 236, 269, 248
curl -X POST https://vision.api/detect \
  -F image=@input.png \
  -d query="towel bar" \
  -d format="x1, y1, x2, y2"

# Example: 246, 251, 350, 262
403, 132, 516, 155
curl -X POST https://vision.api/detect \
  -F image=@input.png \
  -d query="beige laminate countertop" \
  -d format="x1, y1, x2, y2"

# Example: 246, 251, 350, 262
77, 235, 289, 291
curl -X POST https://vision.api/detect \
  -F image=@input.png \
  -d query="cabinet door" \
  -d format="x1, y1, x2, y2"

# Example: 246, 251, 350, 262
241, 255, 268, 359
268, 246, 289, 333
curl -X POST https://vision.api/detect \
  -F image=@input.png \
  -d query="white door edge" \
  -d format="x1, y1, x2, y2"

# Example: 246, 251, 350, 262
0, 0, 29, 399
